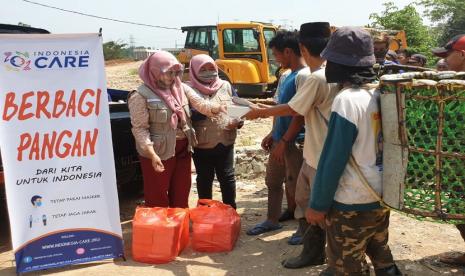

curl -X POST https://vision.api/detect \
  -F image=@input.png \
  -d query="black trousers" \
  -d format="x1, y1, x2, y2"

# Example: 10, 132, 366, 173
193, 144, 236, 209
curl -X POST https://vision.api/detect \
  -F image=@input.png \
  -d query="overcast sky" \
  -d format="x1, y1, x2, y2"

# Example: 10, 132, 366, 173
2, 0, 418, 48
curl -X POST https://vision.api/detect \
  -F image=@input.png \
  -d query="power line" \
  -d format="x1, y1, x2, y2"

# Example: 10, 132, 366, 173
22, 0, 181, 30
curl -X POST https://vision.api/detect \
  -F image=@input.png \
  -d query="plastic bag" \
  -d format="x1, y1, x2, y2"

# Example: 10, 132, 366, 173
190, 199, 241, 252
132, 207, 189, 264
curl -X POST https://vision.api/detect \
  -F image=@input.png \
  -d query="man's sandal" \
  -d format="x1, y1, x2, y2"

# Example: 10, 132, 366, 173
246, 221, 282, 236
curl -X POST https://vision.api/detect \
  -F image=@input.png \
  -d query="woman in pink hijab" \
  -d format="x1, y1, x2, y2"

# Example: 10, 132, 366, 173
188, 54, 242, 209
128, 50, 223, 208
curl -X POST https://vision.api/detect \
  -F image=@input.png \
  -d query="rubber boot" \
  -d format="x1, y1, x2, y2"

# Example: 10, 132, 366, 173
375, 264, 403, 276
282, 223, 326, 269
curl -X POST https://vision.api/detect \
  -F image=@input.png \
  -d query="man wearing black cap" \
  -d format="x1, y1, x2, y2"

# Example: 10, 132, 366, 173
433, 34, 465, 266
244, 22, 339, 269
306, 27, 402, 275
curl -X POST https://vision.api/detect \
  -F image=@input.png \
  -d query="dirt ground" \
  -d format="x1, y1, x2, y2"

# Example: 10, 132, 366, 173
2, 183, 465, 276
1, 61, 465, 276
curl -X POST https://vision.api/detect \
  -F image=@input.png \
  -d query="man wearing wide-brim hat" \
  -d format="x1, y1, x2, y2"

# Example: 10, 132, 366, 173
305, 27, 402, 275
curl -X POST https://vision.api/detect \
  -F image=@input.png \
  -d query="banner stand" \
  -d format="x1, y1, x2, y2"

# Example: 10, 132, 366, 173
0, 33, 124, 274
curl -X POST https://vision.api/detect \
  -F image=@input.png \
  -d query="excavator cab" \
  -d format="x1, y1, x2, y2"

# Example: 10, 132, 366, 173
178, 22, 279, 97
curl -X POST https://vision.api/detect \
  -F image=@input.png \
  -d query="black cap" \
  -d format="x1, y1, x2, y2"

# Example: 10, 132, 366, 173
299, 22, 331, 39
321, 26, 375, 67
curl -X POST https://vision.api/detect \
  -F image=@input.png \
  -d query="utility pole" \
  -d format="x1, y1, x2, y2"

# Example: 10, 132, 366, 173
129, 35, 135, 59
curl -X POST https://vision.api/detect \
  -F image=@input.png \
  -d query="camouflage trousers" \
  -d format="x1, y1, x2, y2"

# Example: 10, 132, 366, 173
325, 207, 395, 275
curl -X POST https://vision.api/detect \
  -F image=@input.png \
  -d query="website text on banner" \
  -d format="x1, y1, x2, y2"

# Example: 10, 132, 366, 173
0, 33, 124, 274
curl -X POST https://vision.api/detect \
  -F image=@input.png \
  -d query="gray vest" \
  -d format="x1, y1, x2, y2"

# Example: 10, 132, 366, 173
132, 84, 197, 160
192, 83, 237, 149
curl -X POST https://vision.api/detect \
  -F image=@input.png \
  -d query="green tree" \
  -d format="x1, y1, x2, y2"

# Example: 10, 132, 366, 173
417, 0, 465, 44
369, 2, 435, 60
103, 40, 128, 60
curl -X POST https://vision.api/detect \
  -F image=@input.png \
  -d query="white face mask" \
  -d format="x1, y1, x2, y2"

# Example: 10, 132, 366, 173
198, 70, 218, 83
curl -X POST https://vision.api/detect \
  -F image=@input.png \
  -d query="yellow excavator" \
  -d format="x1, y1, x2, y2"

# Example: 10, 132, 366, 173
177, 22, 280, 97
364, 27, 408, 51
178, 23, 408, 97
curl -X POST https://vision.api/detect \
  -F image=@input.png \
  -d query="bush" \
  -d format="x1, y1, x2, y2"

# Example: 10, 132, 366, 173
370, 2, 436, 66
103, 40, 129, 60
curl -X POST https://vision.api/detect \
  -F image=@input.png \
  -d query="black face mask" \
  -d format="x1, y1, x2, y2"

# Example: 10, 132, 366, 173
325, 61, 347, 83
325, 60, 377, 85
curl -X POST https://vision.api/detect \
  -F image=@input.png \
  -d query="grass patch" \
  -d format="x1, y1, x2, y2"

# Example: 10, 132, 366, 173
237, 136, 254, 147
128, 68, 138, 76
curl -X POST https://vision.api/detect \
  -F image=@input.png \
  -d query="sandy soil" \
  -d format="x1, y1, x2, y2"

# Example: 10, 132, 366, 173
0, 61, 464, 276
105, 60, 144, 92
1, 184, 465, 276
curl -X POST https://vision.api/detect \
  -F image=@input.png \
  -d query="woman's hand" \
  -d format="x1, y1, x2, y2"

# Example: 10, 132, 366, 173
226, 118, 243, 129
211, 104, 227, 115
151, 154, 165, 172
219, 104, 227, 114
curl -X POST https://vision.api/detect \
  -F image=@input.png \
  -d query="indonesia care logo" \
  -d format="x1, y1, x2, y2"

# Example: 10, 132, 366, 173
3, 51, 32, 71
3, 50, 91, 72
